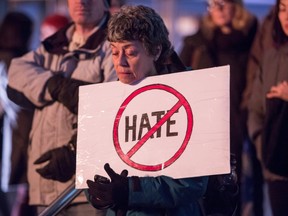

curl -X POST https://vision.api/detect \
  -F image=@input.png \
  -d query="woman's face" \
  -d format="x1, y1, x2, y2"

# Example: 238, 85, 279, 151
278, 0, 288, 36
208, 0, 236, 28
110, 40, 157, 84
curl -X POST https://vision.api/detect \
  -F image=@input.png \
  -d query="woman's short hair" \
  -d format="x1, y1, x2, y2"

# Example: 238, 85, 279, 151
107, 5, 172, 64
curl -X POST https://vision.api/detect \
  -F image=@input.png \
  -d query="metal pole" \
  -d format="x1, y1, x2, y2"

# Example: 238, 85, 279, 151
39, 182, 83, 216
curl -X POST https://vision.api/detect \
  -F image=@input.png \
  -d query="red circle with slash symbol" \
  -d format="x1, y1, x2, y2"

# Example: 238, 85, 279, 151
113, 84, 193, 171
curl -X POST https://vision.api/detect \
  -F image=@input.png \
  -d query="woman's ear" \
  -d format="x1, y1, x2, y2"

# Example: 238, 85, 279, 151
154, 45, 162, 61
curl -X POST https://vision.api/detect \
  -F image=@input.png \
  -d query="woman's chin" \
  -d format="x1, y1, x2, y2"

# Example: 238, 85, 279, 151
119, 78, 134, 84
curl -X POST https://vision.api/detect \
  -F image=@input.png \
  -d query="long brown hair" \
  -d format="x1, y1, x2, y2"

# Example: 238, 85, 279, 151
273, 0, 288, 46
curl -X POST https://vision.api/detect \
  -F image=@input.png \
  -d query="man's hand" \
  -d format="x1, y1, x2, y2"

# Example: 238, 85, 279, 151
47, 74, 91, 114
34, 136, 76, 182
86, 163, 128, 210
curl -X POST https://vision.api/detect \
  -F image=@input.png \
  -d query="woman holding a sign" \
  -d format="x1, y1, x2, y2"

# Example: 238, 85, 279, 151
86, 5, 209, 216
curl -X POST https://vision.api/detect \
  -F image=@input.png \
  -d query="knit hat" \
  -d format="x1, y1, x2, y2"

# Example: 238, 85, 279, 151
41, 14, 69, 40
42, 14, 69, 30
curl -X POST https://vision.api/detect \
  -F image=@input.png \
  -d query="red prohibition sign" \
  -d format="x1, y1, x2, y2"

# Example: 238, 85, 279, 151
113, 84, 193, 171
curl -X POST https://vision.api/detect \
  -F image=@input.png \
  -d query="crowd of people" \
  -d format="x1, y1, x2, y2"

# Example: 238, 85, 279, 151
1, 0, 287, 215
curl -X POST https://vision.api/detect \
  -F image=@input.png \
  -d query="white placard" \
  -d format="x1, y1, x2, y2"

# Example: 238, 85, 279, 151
76, 66, 230, 189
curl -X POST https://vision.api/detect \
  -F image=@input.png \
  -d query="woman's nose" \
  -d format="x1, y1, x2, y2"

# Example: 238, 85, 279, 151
118, 53, 128, 66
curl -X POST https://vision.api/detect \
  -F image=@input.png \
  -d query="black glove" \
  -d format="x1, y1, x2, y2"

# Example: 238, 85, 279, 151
34, 135, 77, 182
47, 73, 91, 114
217, 153, 238, 194
203, 153, 239, 216
86, 163, 129, 210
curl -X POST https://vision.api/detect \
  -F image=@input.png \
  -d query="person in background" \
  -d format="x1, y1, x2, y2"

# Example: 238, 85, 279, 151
107, 0, 126, 14
40, 13, 70, 41
0, 63, 11, 216
241, 6, 275, 216
248, 0, 288, 215
6, 0, 117, 215
242, 7, 275, 110
85, 5, 209, 216
0, 11, 35, 216
179, 0, 258, 214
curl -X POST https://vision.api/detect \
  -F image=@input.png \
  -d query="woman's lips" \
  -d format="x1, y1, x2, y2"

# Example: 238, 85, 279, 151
117, 71, 131, 75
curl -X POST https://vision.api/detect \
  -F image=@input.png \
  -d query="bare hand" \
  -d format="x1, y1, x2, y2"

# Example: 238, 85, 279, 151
266, 81, 288, 101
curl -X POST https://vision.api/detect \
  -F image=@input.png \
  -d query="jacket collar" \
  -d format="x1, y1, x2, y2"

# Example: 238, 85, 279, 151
42, 13, 110, 55
156, 50, 188, 75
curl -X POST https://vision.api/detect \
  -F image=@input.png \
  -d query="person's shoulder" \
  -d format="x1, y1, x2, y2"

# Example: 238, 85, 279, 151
182, 31, 205, 47
266, 45, 288, 60
42, 23, 73, 54
260, 46, 282, 69
264, 46, 279, 56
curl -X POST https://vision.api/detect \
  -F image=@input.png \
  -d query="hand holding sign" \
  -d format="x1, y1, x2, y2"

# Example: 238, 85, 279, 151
87, 163, 129, 210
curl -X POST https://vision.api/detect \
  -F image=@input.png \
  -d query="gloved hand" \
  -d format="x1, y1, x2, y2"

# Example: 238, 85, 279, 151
203, 153, 239, 215
47, 73, 91, 114
215, 153, 238, 194
86, 163, 129, 210
34, 135, 77, 182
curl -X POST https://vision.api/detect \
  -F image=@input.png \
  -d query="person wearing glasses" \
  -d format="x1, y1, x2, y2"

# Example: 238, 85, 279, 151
179, 0, 258, 215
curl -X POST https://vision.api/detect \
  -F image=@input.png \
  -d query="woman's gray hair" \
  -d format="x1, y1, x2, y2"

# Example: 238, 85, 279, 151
107, 5, 172, 64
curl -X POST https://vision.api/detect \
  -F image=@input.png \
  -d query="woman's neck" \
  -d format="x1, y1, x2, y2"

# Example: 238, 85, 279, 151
220, 25, 232, 34
74, 23, 96, 39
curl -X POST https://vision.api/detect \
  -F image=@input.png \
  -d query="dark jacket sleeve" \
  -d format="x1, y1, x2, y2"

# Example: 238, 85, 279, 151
128, 175, 208, 208
7, 85, 36, 110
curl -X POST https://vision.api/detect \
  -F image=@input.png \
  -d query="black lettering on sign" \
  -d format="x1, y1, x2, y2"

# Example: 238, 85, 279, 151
152, 111, 165, 137
125, 115, 137, 142
138, 113, 152, 140
124, 110, 178, 142
167, 109, 178, 137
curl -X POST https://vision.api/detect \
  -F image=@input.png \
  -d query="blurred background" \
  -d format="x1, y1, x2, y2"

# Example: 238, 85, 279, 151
0, 0, 274, 52
0, 0, 276, 216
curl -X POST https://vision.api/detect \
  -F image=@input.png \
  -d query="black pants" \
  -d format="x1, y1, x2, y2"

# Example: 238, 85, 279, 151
267, 180, 288, 216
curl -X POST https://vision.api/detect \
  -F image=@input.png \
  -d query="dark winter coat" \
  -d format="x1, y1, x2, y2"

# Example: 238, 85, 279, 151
180, 8, 258, 170
248, 44, 288, 181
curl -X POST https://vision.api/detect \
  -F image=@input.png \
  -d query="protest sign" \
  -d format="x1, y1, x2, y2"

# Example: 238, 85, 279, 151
76, 66, 230, 189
